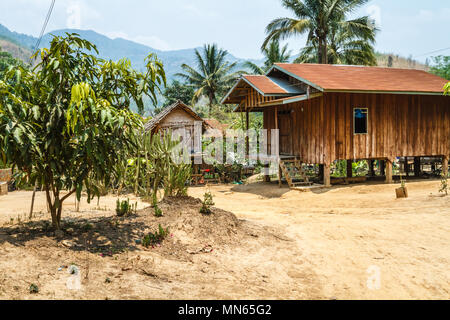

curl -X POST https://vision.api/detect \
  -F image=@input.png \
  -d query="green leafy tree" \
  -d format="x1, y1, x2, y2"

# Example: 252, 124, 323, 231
0, 33, 166, 229
430, 56, 450, 80
295, 22, 377, 65
176, 44, 241, 116
157, 79, 195, 113
0, 50, 23, 78
444, 82, 450, 95
244, 40, 292, 75
263, 0, 377, 64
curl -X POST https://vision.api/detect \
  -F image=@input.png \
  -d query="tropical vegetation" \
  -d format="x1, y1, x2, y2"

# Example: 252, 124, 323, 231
176, 44, 242, 116
262, 0, 377, 65
0, 33, 165, 229
244, 40, 291, 75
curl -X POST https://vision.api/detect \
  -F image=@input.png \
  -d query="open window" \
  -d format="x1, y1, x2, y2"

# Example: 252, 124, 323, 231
354, 108, 368, 134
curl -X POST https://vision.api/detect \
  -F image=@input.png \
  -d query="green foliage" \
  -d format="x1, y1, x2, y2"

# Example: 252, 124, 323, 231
176, 44, 242, 116
200, 190, 215, 215
153, 203, 163, 217
116, 198, 137, 217
430, 56, 450, 80
440, 174, 448, 196
444, 82, 450, 95
160, 80, 195, 109
0, 50, 23, 77
29, 283, 39, 294
0, 33, 166, 229
142, 224, 169, 247
116, 131, 191, 204
296, 22, 377, 66
244, 40, 291, 75
263, 0, 377, 64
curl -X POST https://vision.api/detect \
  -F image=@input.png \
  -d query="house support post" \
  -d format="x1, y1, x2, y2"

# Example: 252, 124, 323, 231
369, 160, 375, 177
404, 157, 410, 177
380, 160, 386, 177
346, 160, 353, 178
443, 156, 449, 177
385, 159, 393, 184
245, 109, 249, 157
323, 163, 331, 187
414, 157, 421, 177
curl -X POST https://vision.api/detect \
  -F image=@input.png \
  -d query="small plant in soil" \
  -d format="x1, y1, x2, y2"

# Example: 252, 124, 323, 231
142, 224, 169, 247
116, 198, 137, 217
200, 190, 215, 215
154, 203, 163, 217
439, 174, 448, 196
29, 284, 39, 294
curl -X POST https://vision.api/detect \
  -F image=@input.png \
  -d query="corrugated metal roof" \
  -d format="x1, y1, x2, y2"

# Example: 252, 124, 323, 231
274, 63, 448, 94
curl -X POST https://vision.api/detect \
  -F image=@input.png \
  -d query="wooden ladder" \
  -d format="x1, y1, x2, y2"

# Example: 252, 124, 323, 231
279, 158, 313, 188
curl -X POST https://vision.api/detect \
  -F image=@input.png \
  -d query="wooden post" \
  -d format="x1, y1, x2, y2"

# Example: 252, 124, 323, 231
414, 157, 421, 177
245, 109, 249, 157
324, 163, 331, 187
404, 157, 410, 177
380, 160, 386, 177
385, 159, 393, 184
369, 160, 375, 177
443, 156, 449, 177
318, 164, 324, 181
346, 160, 353, 178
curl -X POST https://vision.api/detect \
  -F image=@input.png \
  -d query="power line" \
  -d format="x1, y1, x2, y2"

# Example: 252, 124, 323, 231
414, 46, 450, 58
31, 0, 56, 57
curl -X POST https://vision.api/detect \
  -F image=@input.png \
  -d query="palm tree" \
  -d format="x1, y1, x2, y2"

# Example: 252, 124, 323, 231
295, 20, 377, 65
244, 40, 292, 75
176, 44, 241, 116
262, 0, 377, 64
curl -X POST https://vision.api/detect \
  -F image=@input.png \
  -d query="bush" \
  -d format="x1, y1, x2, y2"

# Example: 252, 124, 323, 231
200, 190, 215, 215
142, 224, 169, 247
116, 198, 137, 217
153, 203, 163, 217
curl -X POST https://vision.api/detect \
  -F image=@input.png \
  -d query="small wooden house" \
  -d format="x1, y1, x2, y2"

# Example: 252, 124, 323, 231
222, 63, 450, 186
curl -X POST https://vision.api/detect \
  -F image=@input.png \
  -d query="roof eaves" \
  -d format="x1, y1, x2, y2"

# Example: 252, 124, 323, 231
272, 64, 324, 92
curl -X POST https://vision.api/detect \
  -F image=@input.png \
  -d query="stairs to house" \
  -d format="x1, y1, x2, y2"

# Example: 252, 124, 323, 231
279, 158, 313, 188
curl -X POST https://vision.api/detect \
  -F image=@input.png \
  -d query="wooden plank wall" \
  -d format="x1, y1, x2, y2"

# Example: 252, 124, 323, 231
263, 93, 450, 164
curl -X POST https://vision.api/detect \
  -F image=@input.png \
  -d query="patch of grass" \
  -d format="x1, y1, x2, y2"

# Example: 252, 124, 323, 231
142, 224, 169, 247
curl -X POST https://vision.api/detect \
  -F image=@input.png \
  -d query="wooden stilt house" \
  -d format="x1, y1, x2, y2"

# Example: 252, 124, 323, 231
222, 64, 450, 187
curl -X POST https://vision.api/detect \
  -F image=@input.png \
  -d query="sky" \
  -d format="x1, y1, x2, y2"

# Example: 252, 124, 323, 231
1, 0, 449, 62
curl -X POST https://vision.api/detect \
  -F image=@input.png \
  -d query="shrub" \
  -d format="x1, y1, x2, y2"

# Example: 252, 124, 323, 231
153, 203, 163, 217
29, 284, 39, 294
200, 190, 215, 215
142, 224, 169, 247
116, 198, 137, 217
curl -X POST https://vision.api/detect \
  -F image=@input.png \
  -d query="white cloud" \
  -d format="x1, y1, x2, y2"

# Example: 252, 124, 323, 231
366, 5, 382, 27
417, 9, 434, 22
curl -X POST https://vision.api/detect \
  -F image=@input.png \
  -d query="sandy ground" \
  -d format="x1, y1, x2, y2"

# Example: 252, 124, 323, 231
189, 180, 450, 300
0, 180, 448, 300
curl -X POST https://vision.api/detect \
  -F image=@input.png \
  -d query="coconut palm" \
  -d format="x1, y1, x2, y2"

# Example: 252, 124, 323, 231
244, 40, 292, 75
295, 20, 377, 65
176, 44, 241, 116
263, 0, 377, 64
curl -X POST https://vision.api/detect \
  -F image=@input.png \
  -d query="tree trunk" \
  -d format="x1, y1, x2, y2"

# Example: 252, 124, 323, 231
208, 92, 214, 117
29, 181, 38, 220
318, 36, 328, 64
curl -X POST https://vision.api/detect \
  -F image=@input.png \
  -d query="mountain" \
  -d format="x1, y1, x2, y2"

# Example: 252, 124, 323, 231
0, 24, 261, 80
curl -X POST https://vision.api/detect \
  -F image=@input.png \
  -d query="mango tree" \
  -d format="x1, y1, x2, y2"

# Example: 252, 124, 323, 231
0, 33, 166, 229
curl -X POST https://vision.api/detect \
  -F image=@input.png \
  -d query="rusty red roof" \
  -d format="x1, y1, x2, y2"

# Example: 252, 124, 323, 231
274, 63, 447, 94
242, 75, 288, 94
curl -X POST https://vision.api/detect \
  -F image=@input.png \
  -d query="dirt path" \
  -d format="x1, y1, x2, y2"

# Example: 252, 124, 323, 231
0, 180, 448, 299
189, 180, 450, 299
